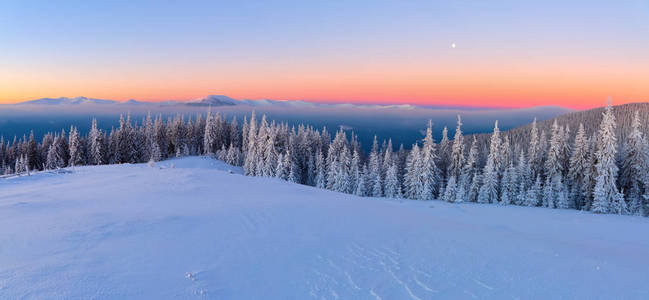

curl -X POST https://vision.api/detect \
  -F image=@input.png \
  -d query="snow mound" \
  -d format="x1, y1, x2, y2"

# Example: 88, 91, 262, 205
1, 157, 648, 299
158, 156, 244, 173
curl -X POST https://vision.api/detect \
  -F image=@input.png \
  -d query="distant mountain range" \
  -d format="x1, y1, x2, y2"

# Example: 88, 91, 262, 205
13, 95, 563, 112
20, 97, 119, 105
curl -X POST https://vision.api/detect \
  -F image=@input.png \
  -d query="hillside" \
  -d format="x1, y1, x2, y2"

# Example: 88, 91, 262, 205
469, 102, 649, 159
1, 157, 648, 299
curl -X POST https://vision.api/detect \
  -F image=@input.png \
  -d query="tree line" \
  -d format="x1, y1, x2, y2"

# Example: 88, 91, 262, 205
2, 102, 648, 216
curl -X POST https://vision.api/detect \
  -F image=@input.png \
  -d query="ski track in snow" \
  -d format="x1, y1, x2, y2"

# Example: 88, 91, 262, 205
1, 157, 649, 299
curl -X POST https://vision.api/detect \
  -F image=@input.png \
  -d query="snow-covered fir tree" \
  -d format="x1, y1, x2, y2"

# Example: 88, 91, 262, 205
542, 176, 553, 208
369, 142, 383, 197
525, 175, 542, 207
592, 101, 624, 214
404, 144, 423, 200
477, 121, 501, 204
68, 126, 84, 167
544, 120, 564, 179
437, 126, 450, 181
620, 111, 649, 215
528, 118, 541, 177
567, 123, 591, 210
421, 121, 440, 200
383, 161, 402, 199
88, 119, 105, 165
314, 150, 326, 189
354, 164, 368, 197
499, 162, 518, 205
5, 101, 649, 218
448, 115, 465, 180
442, 175, 458, 203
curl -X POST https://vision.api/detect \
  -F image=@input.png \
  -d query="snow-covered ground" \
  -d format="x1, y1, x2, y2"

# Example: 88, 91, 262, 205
1, 157, 648, 299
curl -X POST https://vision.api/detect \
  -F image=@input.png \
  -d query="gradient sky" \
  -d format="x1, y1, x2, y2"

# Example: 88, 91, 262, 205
1, 0, 648, 108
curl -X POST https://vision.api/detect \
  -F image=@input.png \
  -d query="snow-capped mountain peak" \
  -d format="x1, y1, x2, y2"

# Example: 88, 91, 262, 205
20, 97, 117, 105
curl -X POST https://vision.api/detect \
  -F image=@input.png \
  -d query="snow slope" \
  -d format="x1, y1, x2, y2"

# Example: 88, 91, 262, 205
1, 157, 648, 299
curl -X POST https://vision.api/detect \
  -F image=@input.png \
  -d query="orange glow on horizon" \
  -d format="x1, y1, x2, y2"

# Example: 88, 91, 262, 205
1, 55, 647, 110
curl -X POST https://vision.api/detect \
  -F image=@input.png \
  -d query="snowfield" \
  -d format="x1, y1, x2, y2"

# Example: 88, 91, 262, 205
1, 157, 648, 299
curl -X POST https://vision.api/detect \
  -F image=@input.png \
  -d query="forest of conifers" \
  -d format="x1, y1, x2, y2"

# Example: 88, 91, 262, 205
2, 102, 648, 216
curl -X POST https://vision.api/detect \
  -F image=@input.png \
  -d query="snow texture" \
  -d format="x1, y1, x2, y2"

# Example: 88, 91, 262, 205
1, 156, 648, 299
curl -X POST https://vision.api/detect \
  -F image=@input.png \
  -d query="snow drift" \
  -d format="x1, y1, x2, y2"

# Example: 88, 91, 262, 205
1, 157, 648, 299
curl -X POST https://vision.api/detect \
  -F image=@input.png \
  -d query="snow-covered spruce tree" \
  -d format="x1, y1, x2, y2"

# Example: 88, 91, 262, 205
454, 178, 466, 203
442, 175, 458, 203
57, 129, 69, 166
88, 118, 105, 165
457, 136, 478, 202
327, 128, 348, 170
567, 123, 591, 210
437, 126, 450, 181
421, 120, 440, 200
350, 149, 361, 194
39, 133, 53, 169
305, 151, 316, 186
275, 152, 287, 180
262, 127, 278, 177
116, 114, 133, 163
354, 164, 368, 197
226, 143, 241, 166
404, 144, 423, 200
243, 111, 258, 175
193, 114, 206, 155
382, 139, 393, 180
499, 162, 518, 205
241, 116, 249, 153
448, 115, 465, 180
396, 143, 407, 186
384, 161, 402, 199
314, 150, 326, 189
515, 149, 530, 195
500, 136, 511, 175
560, 124, 571, 177
286, 149, 299, 184
46, 143, 63, 170
554, 175, 571, 209
538, 129, 548, 174
327, 145, 351, 193
467, 173, 482, 203
68, 126, 84, 167
149, 141, 162, 162
253, 115, 269, 177
216, 144, 227, 161
592, 101, 624, 214
229, 116, 240, 149
528, 118, 541, 178
14, 155, 24, 175
478, 158, 498, 204
516, 179, 527, 206
477, 121, 501, 204
620, 111, 649, 216
142, 112, 154, 159
26, 131, 38, 171
542, 176, 554, 208
443, 117, 466, 202
153, 115, 168, 160
525, 175, 542, 207
203, 110, 216, 155
369, 143, 383, 197
582, 134, 599, 211
544, 120, 564, 180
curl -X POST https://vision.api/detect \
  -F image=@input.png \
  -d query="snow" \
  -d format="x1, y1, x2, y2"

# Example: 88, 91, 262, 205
1, 156, 648, 299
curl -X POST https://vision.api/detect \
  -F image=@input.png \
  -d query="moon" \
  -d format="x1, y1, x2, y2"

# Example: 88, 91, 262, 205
451, 43, 456, 48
